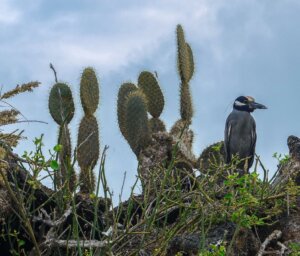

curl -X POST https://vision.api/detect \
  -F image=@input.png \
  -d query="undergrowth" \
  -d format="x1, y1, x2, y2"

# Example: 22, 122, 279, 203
0, 134, 299, 255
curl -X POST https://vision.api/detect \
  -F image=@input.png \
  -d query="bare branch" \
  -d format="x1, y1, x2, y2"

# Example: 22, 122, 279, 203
257, 230, 282, 256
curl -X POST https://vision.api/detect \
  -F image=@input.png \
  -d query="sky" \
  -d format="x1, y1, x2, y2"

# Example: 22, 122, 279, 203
1, 0, 300, 203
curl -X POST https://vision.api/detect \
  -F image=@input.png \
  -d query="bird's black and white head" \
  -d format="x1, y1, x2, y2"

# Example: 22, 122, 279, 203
233, 96, 267, 112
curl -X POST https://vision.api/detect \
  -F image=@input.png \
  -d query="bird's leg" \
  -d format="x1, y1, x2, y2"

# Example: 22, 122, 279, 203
244, 158, 249, 174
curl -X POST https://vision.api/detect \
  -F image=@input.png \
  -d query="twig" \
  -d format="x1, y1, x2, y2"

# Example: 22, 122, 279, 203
32, 205, 74, 227
12, 119, 48, 124
257, 230, 282, 256
43, 239, 108, 249
277, 241, 288, 255
49, 63, 58, 83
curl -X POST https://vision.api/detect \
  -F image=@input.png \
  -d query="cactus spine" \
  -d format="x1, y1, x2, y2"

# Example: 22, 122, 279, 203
138, 71, 166, 133
48, 83, 76, 191
77, 67, 100, 194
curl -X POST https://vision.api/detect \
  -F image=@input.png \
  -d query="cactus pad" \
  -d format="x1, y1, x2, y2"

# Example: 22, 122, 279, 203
198, 141, 225, 174
138, 71, 165, 118
49, 83, 75, 125
59, 124, 72, 160
58, 124, 76, 191
125, 91, 151, 155
80, 67, 100, 115
177, 25, 190, 84
117, 83, 137, 138
186, 43, 194, 82
77, 115, 99, 192
180, 83, 193, 123
77, 115, 99, 170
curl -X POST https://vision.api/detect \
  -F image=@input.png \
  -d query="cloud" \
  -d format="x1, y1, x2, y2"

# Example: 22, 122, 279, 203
0, 0, 21, 25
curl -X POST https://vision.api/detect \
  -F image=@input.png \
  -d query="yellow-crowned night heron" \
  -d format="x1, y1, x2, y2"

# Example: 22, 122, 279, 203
224, 96, 267, 172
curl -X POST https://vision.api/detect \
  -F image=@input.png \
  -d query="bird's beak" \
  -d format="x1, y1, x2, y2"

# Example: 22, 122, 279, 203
249, 101, 267, 110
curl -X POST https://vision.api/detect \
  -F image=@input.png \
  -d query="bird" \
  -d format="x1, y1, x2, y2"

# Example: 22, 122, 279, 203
224, 96, 267, 173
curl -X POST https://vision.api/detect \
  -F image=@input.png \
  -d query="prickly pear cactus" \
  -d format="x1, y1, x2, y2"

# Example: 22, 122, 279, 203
117, 82, 137, 138
77, 115, 99, 193
197, 141, 225, 174
117, 25, 197, 195
176, 25, 191, 85
138, 71, 164, 118
58, 124, 76, 190
138, 71, 166, 133
180, 82, 193, 124
186, 43, 194, 82
176, 24, 195, 124
124, 91, 151, 155
48, 82, 76, 191
80, 67, 99, 115
77, 67, 100, 194
49, 83, 75, 125
169, 24, 196, 165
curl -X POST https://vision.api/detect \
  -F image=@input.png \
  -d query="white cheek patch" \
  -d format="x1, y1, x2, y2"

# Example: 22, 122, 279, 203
234, 100, 246, 107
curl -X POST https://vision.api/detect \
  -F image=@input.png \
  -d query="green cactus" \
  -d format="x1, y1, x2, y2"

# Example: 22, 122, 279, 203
80, 67, 99, 115
138, 71, 164, 118
176, 25, 195, 124
124, 91, 151, 155
180, 83, 193, 124
48, 82, 76, 191
198, 141, 225, 174
138, 71, 166, 134
176, 25, 191, 85
58, 124, 76, 190
149, 118, 166, 133
117, 83, 137, 138
77, 67, 101, 194
77, 115, 99, 193
186, 43, 194, 82
49, 83, 75, 125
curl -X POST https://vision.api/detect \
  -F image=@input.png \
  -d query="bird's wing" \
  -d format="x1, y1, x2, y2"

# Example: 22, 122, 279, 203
249, 120, 257, 167
224, 118, 232, 163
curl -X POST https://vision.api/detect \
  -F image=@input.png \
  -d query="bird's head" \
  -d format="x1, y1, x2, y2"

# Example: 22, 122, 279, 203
233, 96, 267, 112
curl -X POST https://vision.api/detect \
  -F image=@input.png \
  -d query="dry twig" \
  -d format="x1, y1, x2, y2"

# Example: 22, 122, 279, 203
257, 230, 282, 256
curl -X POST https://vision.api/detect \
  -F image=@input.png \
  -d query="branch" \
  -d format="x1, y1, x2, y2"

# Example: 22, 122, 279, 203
257, 230, 282, 256
43, 239, 108, 249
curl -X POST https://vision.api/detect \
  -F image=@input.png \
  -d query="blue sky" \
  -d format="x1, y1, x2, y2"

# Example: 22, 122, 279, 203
1, 0, 300, 202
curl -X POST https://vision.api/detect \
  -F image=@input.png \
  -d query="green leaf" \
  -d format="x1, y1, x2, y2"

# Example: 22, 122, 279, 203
18, 239, 25, 247
50, 160, 59, 170
53, 144, 63, 152
89, 193, 96, 200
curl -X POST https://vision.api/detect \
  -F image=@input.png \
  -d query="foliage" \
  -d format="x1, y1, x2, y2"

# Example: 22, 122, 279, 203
0, 24, 299, 256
